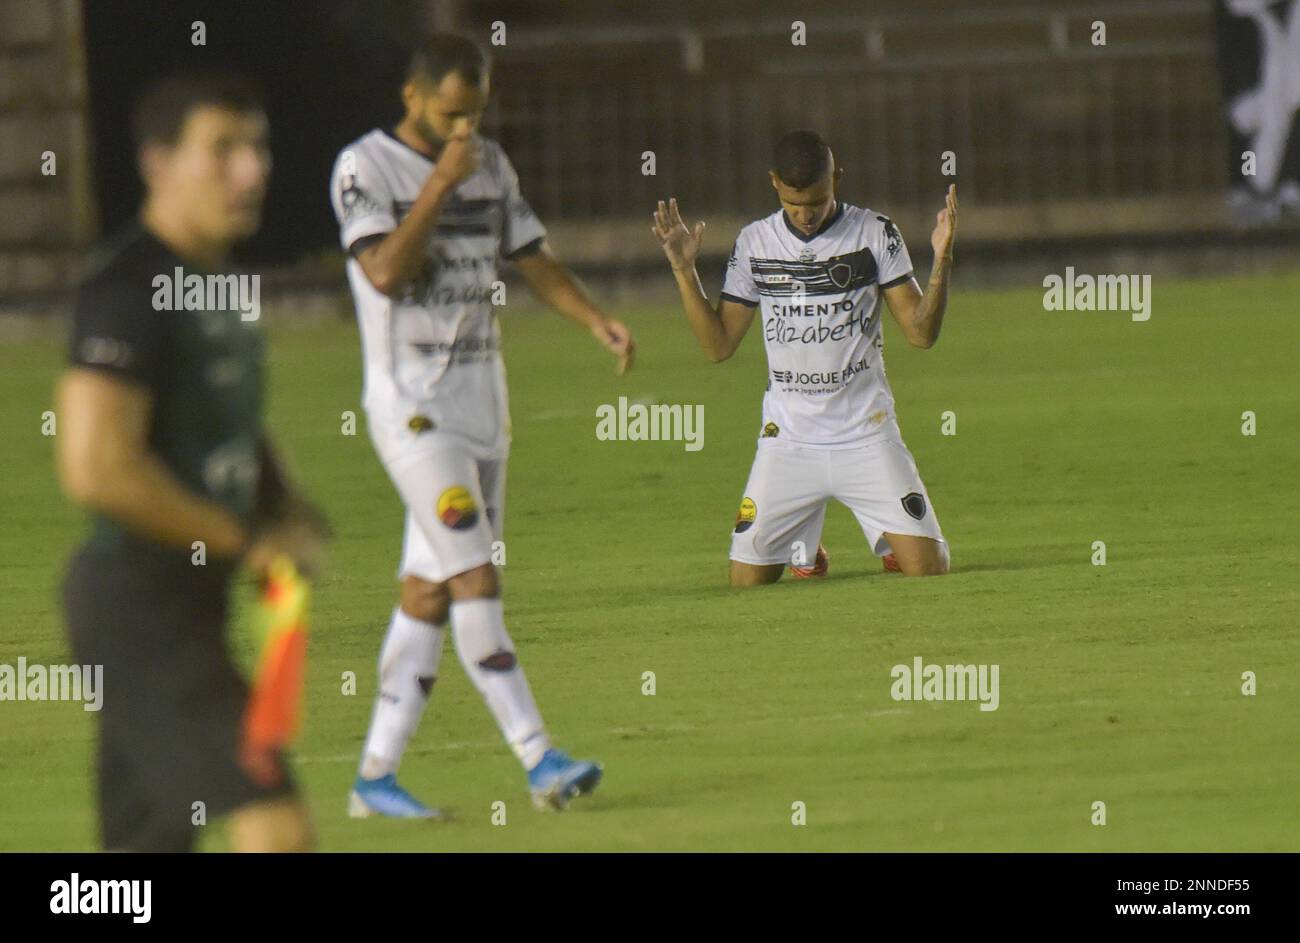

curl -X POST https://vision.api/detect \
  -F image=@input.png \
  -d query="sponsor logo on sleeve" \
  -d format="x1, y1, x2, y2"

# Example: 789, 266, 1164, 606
878, 216, 902, 257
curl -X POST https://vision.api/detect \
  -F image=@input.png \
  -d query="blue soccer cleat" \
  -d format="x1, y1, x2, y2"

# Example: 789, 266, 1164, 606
348, 774, 448, 820
528, 748, 603, 811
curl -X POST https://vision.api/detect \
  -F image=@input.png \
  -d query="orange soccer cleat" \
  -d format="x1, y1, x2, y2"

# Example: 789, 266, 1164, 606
789, 543, 829, 579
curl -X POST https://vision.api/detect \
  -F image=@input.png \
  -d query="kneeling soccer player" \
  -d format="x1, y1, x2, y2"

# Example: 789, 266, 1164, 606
330, 35, 634, 816
652, 130, 955, 585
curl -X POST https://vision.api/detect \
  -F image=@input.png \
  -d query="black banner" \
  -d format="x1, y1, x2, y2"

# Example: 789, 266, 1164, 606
0, 852, 1288, 930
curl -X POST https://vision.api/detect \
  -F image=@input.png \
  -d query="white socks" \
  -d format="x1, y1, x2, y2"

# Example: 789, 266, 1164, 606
359, 607, 445, 779
359, 598, 552, 779
450, 598, 551, 770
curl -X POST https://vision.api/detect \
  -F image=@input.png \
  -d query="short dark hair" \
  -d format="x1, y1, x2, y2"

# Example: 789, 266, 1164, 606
131, 71, 263, 150
407, 33, 490, 87
773, 130, 833, 189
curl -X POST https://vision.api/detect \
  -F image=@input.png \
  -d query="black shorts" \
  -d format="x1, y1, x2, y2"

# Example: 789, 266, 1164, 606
63, 542, 297, 852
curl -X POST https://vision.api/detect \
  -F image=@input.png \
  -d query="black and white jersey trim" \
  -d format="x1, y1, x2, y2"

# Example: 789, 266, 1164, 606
749, 245, 880, 297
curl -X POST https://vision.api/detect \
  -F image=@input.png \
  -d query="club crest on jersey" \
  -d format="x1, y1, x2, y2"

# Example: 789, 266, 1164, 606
901, 492, 927, 520
828, 262, 854, 288
761, 422, 780, 438
408, 415, 435, 433
437, 486, 479, 530
734, 497, 757, 533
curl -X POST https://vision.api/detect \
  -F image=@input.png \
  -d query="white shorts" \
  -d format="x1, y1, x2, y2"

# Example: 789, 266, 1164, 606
729, 437, 946, 566
370, 425, 506, 585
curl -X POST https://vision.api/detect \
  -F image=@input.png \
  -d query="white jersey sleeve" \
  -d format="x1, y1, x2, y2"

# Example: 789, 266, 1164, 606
330, 143, 396, 253
720, 227, 760, 307
492, 145, 546, 258
874, 214, 914, 287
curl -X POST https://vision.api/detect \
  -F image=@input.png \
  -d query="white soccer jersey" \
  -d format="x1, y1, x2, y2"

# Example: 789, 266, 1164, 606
721, 202, 915, 448
329, 130, 546, 453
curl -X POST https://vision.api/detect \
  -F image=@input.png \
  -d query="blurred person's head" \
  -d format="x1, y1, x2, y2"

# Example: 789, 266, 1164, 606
402, 34, 490, 148
133, 72, 270, 252
770, 130, 844, 235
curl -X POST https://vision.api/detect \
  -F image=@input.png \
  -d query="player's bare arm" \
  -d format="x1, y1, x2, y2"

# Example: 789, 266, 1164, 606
56, 368, 246, 556
56, 369, 322, 575
514, 243, 636, 374
652, 197, 756, 362
353, 133, 479, 297
882, 184, 957, 349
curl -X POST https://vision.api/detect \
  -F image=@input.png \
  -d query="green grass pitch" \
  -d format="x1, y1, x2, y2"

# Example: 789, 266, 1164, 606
1, 273, 1297, 851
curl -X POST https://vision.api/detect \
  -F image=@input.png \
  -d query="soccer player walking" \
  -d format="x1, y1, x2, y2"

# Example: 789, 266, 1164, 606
56, 74, 324, 851
331, 34, 633, 816
652, 130, 954, 585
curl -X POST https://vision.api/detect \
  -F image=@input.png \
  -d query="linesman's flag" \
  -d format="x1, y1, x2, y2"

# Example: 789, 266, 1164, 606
240, 555, 310, 787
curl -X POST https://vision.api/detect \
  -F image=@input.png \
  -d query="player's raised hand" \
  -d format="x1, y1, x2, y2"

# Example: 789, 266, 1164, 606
652, 198, 706, 272
594, 318, 636, 375
431, 133, 481, 189
931, 184, 957, 258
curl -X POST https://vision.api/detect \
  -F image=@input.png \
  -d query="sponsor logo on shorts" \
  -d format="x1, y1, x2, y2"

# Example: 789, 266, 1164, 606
408, 415, 435, 433
437, 485, 479, 530
761, 422, 779, 438
901, 492, 927, 520
734, 496, 757, 533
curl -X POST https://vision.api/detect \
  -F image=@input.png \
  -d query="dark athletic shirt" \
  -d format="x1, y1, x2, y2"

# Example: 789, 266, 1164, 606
67, 222, 264, 560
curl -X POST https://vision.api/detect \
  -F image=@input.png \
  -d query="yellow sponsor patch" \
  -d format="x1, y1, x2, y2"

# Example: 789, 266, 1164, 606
437, 485, 479, 530
408, 415, 435, 433
761, 422, 779, 438
734, 496, 757, 534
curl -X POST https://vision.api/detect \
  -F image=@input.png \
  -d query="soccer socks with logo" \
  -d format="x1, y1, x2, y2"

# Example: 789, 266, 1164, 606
450, 597, 551, 770
359, 607, 445, 779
